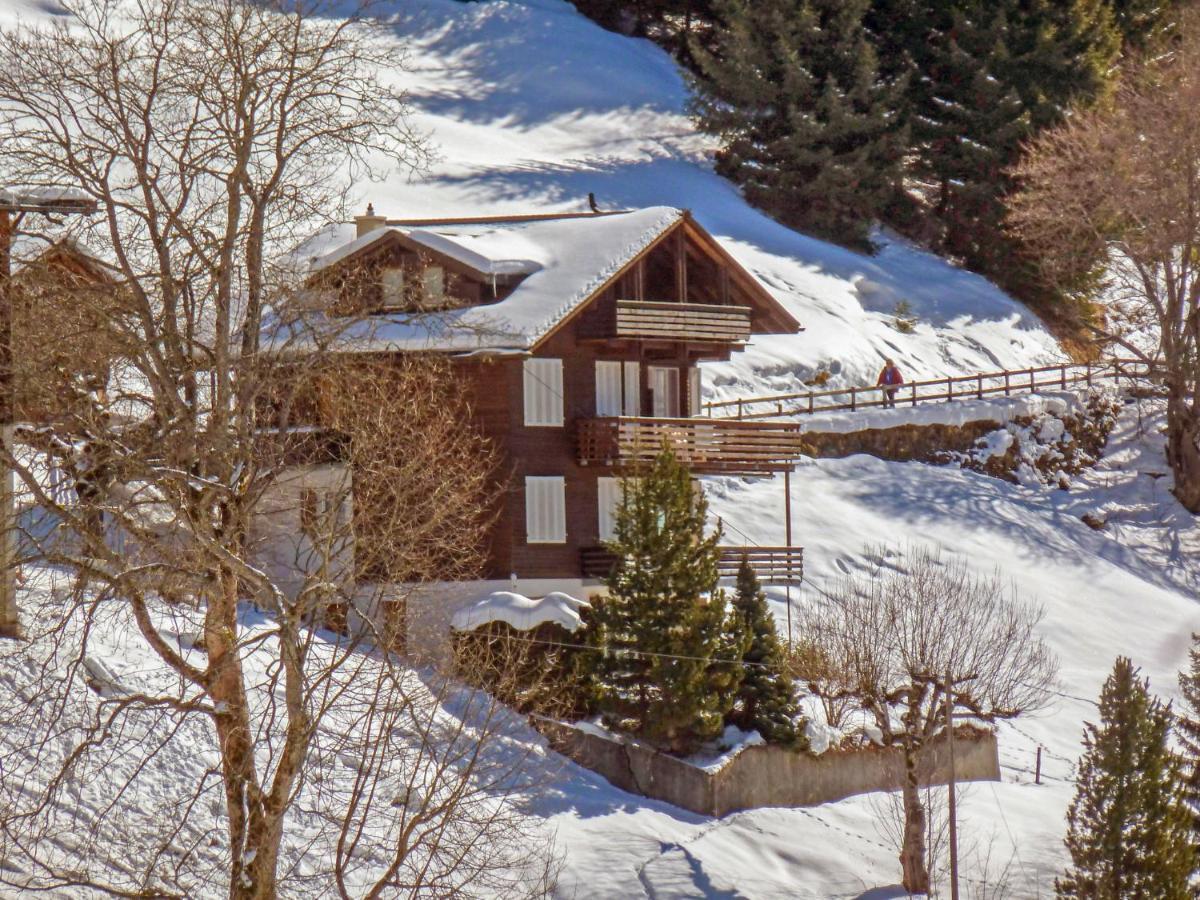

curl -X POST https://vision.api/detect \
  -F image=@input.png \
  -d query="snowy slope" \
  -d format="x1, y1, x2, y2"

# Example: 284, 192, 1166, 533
4, 398, 1192, 899
332, 0, 1063, 396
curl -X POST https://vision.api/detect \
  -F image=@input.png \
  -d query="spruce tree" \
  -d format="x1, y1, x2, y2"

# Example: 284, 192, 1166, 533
692, 0, 906, 248
1056, 657, 1195, 898
726, 558, 804, 746
585, 445, 747, 754
1177, 633, 1200, 836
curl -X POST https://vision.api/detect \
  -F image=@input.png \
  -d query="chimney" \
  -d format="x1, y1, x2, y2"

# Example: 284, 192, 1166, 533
354, 203, 387, 237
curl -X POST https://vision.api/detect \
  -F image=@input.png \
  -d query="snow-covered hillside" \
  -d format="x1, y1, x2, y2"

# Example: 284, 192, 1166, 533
309, 0, 1062, 397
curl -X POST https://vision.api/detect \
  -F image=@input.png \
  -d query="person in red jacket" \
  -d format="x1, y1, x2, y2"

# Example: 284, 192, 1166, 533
877, 358, 903, 408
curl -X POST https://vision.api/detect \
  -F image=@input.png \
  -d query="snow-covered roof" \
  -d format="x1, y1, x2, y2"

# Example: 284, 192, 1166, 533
280, 208, 685, 353
450, 591, 590, 633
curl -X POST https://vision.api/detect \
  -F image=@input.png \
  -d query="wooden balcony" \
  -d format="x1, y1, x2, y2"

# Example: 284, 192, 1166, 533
577, 416, 807, 475
581, 299, 753, 344
582, 545, 804, 583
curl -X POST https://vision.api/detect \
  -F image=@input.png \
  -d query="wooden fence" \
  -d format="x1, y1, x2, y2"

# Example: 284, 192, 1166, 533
702, 358, 1157, 421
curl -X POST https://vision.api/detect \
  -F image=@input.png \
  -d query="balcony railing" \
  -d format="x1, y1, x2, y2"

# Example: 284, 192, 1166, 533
577, 416, 807, 475
582, 545, 804, 583
581, 299, 753, 344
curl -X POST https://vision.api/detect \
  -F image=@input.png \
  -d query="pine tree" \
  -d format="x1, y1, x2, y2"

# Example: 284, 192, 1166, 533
585, 445, 747, 754
1056, 657, 1196, 898
726, 559, 804, 746
1108, 0, 1182, 50
692, 0, 906, 248
1177, 633, 1200, 836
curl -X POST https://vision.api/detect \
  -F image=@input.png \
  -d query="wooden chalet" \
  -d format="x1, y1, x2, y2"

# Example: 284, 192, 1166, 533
300, 206, 806, 622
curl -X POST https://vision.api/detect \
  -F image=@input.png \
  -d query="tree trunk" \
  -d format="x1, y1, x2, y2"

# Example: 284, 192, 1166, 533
900, 747, 930, 895
1166, 396, 1200, 513
206, 566, 278, 900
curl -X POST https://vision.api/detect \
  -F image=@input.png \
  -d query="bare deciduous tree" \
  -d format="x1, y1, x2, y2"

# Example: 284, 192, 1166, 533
799, 546, 1057, 894
0, 0, 554, 895
1009, 12, 1200, 511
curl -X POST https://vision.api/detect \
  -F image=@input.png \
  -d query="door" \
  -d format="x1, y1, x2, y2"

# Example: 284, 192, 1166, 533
649, 366, 680, 418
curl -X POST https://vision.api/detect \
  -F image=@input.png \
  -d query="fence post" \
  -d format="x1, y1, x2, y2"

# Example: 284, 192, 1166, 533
1004, 371, 1010, 397
1085, 362, 1092, 386
976, 374, 983, 400
911, 383, 917, 407
946, 376, 953, 403
1060, 365, 1067, 390
777, 400, 783, 416
850, 386, 857, 411
808, 392, 814, 415
1029, 367, 1035, 392
737, 398, 743, 420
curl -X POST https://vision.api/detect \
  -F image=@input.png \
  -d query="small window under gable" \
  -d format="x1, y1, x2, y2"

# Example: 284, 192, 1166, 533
525, 476, 566, 544
422, 265, 445, 301
380, 267, 406, 309
523, 358, 564, 427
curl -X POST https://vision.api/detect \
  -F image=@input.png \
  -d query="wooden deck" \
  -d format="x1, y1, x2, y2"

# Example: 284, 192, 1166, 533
576, 416, 807, 475
702, 358, 1159, 421
581, 545, 804, 583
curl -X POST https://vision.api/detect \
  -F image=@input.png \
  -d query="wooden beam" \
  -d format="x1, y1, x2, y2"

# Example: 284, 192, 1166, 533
675, 228, 687, 304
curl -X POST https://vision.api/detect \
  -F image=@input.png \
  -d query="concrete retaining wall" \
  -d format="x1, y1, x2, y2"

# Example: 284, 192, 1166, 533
540, 721, 1000, 817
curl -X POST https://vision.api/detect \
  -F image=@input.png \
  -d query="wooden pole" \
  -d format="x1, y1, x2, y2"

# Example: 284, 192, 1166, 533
945, 670, 960, 900
784, 467, 793, 651
1035, 746, 1042, 786
0, 208, 17, 639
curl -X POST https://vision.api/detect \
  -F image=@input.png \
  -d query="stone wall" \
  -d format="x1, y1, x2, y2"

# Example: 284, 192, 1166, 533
539, 721, 1001, 818
798, 420, 1002, 462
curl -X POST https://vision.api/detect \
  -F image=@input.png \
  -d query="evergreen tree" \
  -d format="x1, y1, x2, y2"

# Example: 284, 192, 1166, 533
585, 445, 747, 754
692, 0, 907, 248
1177, 633, 1200, 835
1108, 0, 1181, 50
1056, 657, 1195, 899
863, 0, 1119, 303
726, 559, 804, 746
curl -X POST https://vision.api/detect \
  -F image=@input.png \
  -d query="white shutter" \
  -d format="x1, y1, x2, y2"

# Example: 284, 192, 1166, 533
598, 477, 620, 542
525, 476, 566, 543
523, 358, 564, 426
623, 361, 640, 416
688, 367, 702, 417
595, 361, 623, 417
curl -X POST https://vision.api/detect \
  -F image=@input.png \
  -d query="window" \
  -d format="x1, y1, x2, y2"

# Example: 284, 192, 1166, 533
523, 358, 564, 426
595, 361, 622, 417
649, 366, 680, 418
525, 476, 566, 543
422, 266, 445, 301
380, 267, 405, 308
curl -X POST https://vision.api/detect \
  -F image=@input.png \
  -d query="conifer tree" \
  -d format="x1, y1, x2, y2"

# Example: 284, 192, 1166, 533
1057, 657, 1195, 898
726, 559, 804, 746
692, 0, 906, 248
585, 445, 747, 754
1177, 633, 1200, 835
1109, 0, 1182, 49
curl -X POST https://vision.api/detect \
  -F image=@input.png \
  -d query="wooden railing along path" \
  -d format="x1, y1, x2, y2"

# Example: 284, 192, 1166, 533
702, 358, 1157, 421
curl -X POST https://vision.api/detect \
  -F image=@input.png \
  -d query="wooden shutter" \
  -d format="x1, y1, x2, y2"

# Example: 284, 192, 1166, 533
525, 476, 566, 543
623, 361, 640, 416
595, 361, 623, 417
523, 358, 564, 426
